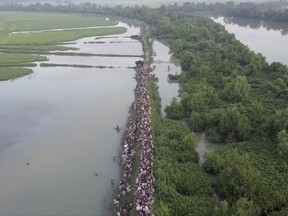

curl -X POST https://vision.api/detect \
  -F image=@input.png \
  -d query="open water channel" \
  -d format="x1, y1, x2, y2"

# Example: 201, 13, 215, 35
212, 16, 288, 66
1, 15, 286, 215
0, 22, 141, 216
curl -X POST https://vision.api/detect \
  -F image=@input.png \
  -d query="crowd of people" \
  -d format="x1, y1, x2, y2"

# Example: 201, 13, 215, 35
114, 62, 154, 215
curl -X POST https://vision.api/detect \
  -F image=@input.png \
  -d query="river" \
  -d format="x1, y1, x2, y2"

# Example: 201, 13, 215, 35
2, 15, 285, 215
0, 22, 141, 216
212, 16, 288, 66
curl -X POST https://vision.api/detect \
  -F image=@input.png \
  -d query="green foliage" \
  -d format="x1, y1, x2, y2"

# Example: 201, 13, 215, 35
222, 75, 251, 103
0, 11, 126, 80
269, 207, 288, 216
218, 150, 261, 201
231, 198, 260, 216
277, 129, 288, 160
0, 12, 117, 32
171, 196, 215, 216
1, 27, 126, 48
268, 108, 288, 136
154, 202, 171, 216
0, 53, 47, 65
213, 201, 231, 216
3, 3, 288, 215
204, 141, 288, 214
150, 77, 215, 216
164, 97, 183, 120
0, 67, 32, 80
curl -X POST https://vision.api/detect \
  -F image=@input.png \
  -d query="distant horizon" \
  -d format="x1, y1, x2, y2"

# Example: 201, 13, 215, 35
0, 0, 277, 5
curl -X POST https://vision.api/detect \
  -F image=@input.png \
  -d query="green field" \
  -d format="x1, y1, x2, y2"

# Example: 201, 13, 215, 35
1, 27, 126, 48
0, 12, 117, 32
0, 12, 127, 80
0, 53, 47, 65
0, 67, 33, 81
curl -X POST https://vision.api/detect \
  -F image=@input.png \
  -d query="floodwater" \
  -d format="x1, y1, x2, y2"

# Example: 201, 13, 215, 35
212, 16, 288, 65
195, 133, 221, 165
0, 22, 141, 216
152, 41, 181, 116
64, 22, 143, 56
194, 17, 288, 163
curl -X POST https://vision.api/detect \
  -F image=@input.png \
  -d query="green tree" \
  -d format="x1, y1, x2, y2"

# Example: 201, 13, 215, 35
154, 201, 171, 216
218, 150, 262, 202
213, 201, 231, 216
190, 83, 219, 112
222, 75, 251, 103
277, 129, 288, 160
165, 97, 184, 120
231, 198, 260, 216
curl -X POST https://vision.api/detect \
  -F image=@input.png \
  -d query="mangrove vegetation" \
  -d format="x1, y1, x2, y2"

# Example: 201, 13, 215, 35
1, 2, 288, 215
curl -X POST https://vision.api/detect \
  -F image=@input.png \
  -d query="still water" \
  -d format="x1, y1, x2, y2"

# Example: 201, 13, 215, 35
195, 16, 288, 163
212, 16, 288, 65
152, 41, 180, 116
0, 22, 141, 216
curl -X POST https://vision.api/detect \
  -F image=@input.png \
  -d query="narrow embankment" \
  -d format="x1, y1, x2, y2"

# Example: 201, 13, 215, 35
112, 26, 154, 216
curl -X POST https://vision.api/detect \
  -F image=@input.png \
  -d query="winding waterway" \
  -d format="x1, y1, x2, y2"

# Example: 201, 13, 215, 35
0, 22, 141, 216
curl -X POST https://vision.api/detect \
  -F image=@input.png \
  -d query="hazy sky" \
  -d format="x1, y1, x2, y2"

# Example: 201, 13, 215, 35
0, 0, 275, 4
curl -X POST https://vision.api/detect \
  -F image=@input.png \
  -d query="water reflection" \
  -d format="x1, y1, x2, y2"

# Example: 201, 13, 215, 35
0, 21, 141, 216
152, 41, 181, 116
212, 16, 288, 65
215, 16, 288, 36
195, 133, 221, 165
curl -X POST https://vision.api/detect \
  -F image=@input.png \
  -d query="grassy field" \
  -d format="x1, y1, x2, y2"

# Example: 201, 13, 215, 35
0, 53, 47, 65
0, 12, 117, 32
0, 12, 127, 80
0, 67, 33, 81
1, 27, 126, 49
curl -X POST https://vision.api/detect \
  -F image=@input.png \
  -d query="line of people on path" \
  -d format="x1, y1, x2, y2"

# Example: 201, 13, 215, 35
135, 66, 155, 216
114, 63, 154, 216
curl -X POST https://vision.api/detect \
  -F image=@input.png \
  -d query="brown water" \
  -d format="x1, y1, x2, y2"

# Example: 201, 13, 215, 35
0, 22, 141, 216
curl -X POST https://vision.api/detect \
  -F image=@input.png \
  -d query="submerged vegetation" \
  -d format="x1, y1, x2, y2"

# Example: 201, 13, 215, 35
1, 27, 126, 51
145, 6, 288, 216
150, 76, 216, 216
0, 53, 47, 80
0, 67, 32, 81
0, 12, 126, 80
0, 53, 47, 66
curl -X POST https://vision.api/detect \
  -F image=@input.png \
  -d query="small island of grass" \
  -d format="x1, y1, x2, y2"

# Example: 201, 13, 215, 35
0, 12, 127, 80
0, 68, 33, 81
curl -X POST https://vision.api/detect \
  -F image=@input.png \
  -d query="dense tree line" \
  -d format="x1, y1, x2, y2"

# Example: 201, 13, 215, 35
2, 2, 288, 215
2, 0, 288, 23
166, 1, 288, 23
149, 75, 217, 216
148, 6, 288, 216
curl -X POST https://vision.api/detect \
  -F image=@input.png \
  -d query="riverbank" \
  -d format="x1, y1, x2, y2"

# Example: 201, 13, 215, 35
111, 25, 154, 216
